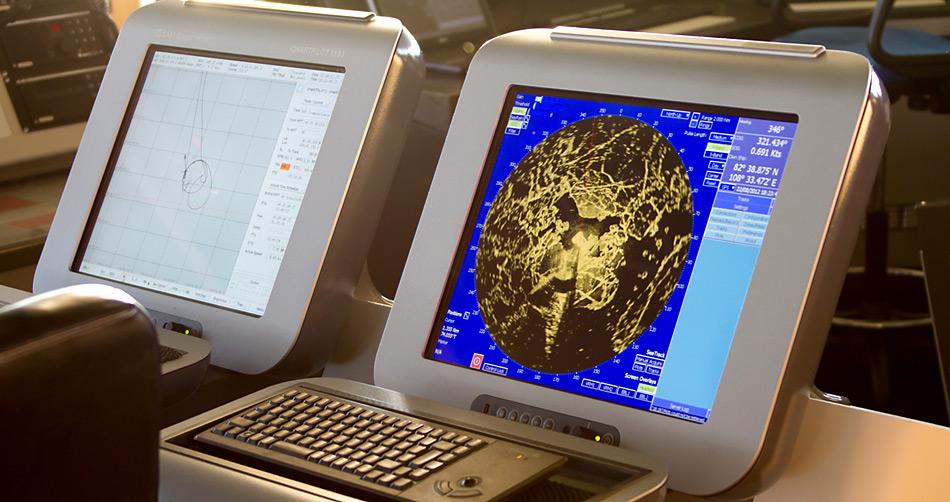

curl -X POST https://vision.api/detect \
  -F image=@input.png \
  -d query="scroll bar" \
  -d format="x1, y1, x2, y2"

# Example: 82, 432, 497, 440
551, 26, 825, 59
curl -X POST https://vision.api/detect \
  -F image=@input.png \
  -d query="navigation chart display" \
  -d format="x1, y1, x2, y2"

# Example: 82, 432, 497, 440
426, 87, 798, 423
75, 48, 345, 316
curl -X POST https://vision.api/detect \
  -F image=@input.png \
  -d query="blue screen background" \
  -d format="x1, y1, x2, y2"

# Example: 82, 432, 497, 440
427, 88, 797, 423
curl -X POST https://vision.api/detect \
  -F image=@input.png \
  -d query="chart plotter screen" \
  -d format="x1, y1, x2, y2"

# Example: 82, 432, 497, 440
73, 47, 345, 316
425, 87, 798, 423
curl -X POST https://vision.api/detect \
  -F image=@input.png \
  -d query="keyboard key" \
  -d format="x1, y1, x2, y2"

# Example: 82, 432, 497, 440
355, 464, 374, 476
363, 454, 381, 465
311, 440, 329, 450
350, 451, 368, 461
274, 430, 291, 440
237, 431, 256, 442
394, 466, 411, 477
342, 416, 358, 426
315, 398, 331, 406
407, 434, 425, 443
262, 426, 279, 436
468, 438, 486, 449
394, 419, 411, 429
298, 437, 316, 448
307, 451, 327, 463
438, 453, 457, 463
394, 442, 412, 451
417, 425, 433, 435
425, 461, 444, 471
379, 473, 398, 486
408, 445, 426, 455
383, 450, 401, 460
338, 404, 353, 414
211, 423, 230, 435
394, 430, 411, 440
345, 438, 362, 448
283, 390, 299, 398
362, 470, 384, 482
376, 459, 401, 472
397, 453, 415, 464
355, 430, 372, 440
411, 450, 441, 467
286, 433, 303, 443
331, 457, 350, 469
259, 436, 277, 447
452, 446, 471, 456
258, 414, 276, 424
256, 403, 275, 413
371, 445, 388, 456
225, 427, 244, 438
419, 437, 437, 447
431, 441, 454, 451
406, 422, 424, 432
249, 423, 266, 433
319, 454, 339, 465
270, 441, 314, 459
382, 438, 399, 448
324, 444, 341, 454
428, 428, 444, 438
343, 460, 362, 473
409, 468, 429, 480
337, 447, 354, 458
441, 432, 457, 442
248, 433, 267, 445
382, 417, 398, 426
244, 410, 263, 420
271, 418, 289, 428
325, 401, 342, 410
391, 478, 413, 490
453, 435, 471, 444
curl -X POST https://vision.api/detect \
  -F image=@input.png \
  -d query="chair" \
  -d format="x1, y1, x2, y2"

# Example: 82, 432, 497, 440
0, 284, 161, 501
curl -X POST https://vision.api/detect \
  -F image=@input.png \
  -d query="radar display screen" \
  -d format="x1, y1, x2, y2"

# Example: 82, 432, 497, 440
425, 87, 798, 423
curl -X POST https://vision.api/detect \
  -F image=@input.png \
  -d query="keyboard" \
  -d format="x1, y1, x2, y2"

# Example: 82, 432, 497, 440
159, 344, 186, 364
197, 385, 566, 500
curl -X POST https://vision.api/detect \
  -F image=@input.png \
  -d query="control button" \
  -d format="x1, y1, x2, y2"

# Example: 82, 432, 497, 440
601, 433, 616, 446
519, 412, 531, 424
530, 415, 543, 427
494, 406, 507, 418
571, 426, 597, 441
506, 410, 519, 421
542, 418, 555, 430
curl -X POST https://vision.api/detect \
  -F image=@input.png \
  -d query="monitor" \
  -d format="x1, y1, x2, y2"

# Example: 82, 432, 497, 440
35, 0, 424, 375
375, 28, 889, 496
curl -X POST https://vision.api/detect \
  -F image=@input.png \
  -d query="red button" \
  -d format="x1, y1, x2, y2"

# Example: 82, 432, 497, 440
50, 22, 61, 33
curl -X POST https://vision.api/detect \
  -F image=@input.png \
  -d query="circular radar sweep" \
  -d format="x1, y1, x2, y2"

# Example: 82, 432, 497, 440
475, 115, 693, 374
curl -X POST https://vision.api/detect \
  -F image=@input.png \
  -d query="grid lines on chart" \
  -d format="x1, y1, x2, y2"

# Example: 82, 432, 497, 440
84, 62, 296, 295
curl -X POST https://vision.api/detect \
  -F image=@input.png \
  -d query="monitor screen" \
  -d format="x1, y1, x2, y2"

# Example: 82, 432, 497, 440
73, 47, 345, 316
425, 87, 798, 423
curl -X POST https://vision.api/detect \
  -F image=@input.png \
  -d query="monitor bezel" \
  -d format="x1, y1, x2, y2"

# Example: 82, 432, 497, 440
375, 28, 880, 495
34, 1, 409, 374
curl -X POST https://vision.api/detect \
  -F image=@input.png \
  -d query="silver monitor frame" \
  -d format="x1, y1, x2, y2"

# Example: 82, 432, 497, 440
375, 28, 888, 496
34, 0, 424, 376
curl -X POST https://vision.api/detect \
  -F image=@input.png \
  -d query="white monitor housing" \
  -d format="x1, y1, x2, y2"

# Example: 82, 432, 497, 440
34, 0, 424, 375
375, 28, 888, 497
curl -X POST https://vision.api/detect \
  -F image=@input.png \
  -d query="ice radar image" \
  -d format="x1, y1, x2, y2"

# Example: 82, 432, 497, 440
475, 115, 693, 374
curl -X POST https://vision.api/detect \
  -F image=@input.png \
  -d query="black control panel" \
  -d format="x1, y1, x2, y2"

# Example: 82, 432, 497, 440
0, 0, 115, 131
471, 395, 621, 446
